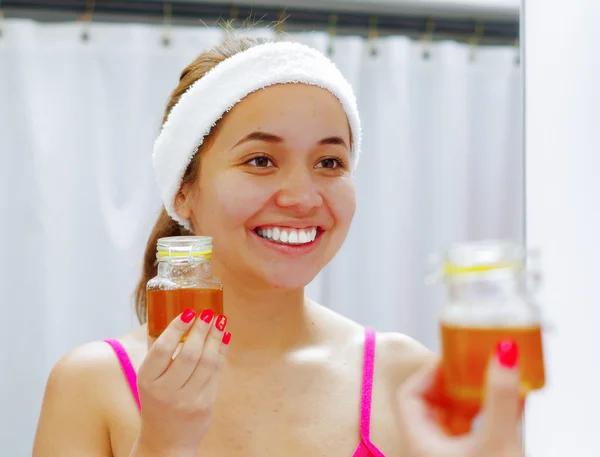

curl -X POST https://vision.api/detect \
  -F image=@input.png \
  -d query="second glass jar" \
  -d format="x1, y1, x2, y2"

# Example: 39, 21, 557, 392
435, 240, 546, 412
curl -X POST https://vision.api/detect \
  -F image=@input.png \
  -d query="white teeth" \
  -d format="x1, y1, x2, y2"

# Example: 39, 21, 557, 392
298, 231, 308, 243
256, 226, 318, 245
288, 231, 298, 244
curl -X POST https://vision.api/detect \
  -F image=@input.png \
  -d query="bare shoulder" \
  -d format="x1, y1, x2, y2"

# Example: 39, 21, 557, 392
374, 331, 436, 386
366, 332, 435, 457
41, 327, 147, 406
307, 301, 435, 379
33, 333, 146, 457
32, 341, 122, 456
48, 339, 129, 387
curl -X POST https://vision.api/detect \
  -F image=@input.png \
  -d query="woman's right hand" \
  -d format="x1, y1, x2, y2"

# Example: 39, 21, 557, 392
132, 309, 231, 457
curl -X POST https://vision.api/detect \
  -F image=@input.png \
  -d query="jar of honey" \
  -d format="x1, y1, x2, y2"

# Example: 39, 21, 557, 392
433, 240, 546, 413
146, 236, 223, 338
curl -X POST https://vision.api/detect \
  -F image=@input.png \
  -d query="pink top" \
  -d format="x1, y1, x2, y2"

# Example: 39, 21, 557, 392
105, 326, 385, 457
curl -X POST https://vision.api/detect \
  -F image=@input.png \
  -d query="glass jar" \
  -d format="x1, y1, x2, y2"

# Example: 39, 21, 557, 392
433, 240, 546, 411
146, 236, 223, 339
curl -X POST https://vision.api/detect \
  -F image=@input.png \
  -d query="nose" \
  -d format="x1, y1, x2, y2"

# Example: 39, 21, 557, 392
275, 168, 323, 212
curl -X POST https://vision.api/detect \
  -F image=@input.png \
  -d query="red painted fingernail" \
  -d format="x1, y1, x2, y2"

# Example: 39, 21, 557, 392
496, 339, 519, 369
215, 314, 227, 331
222, 331, 232, 345
180, 309, 196, 324
200, 309, 214, 324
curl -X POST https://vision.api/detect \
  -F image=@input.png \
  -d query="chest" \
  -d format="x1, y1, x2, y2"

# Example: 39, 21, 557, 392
110, 363, 370, 457
199, 408, 363, 457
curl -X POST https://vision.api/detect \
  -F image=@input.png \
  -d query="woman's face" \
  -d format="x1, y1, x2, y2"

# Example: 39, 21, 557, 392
177, 83, 356, 290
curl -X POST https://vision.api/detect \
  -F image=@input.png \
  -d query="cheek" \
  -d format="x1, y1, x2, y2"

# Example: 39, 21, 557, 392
325, 178, 356, 228
198, 174, 274, 229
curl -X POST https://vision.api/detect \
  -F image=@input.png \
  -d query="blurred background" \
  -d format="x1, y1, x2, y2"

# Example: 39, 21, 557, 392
0, 0, 522, 454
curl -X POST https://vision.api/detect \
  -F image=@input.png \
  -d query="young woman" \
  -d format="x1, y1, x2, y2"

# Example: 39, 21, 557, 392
33, 36, 525, 457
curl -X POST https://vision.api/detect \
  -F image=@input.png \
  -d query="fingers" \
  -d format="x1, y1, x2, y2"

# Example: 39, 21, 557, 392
443, 411, 474, 436
183, 315, 230, 391
160, 309, 216, 387
147, 334, 156, 351
400, 356, 480, 441
397, 356, 449, 440
479, 339, 522, 446
400, 355, 453, 411
140, 309, 198, 380
400, 355, 441, 399
219, 331, 232, 357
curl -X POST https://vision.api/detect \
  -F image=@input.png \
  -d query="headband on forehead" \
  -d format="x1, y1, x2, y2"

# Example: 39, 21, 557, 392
152, 41, 362, 230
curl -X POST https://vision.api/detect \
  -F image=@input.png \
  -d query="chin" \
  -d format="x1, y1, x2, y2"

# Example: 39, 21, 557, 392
259, 265, 322, 291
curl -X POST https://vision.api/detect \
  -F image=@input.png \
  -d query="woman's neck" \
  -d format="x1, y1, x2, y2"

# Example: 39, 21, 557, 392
220, 279, 314, 357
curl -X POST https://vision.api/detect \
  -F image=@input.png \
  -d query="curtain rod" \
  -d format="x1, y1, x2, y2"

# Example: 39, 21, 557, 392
3, 1, 519, 44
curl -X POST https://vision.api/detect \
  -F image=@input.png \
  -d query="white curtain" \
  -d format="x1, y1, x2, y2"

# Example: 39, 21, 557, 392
0, 18, 522, 456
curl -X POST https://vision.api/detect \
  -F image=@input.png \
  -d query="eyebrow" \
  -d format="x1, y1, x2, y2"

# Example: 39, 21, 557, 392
233, 131, 348, 149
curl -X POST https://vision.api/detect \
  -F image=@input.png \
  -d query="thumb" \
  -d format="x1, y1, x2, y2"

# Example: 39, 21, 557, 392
147, 333, 156, 351
479, 339, 522, 447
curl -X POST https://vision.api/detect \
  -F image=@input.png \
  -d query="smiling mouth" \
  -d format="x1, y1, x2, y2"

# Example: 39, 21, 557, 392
254, 226, 320, 245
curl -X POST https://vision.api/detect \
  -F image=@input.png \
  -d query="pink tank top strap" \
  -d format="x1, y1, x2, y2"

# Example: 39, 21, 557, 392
360, 327, 376, 440
104, 338, 141, 411
356, 327, 387, 457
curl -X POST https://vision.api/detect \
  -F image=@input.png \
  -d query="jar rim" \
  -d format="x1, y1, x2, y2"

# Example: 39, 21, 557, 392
444, 239, 524, 276
156, 236, 213, 260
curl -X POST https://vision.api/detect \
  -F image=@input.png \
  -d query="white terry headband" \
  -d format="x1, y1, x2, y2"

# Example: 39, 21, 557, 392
152, 41, 362, 231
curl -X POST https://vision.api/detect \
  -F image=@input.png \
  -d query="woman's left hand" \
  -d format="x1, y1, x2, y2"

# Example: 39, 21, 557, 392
396, 340, 525, 457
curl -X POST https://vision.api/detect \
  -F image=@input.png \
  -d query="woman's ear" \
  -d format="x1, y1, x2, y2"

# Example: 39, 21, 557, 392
174, 183, 193, 221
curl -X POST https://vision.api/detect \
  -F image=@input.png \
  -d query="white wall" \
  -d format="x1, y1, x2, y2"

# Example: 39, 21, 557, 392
524, 0, 600, 455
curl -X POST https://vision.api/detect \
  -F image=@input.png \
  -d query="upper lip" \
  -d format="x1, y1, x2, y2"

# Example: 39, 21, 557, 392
253, 222, 325, 230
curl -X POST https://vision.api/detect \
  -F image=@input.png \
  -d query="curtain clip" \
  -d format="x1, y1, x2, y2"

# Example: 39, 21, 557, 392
162, 1, 172, 46
368, 16, 378, 56
229, 6, 239, 26
327, 14, 337, 57
78, 0, 95, 42
275, 9, 288, 36
0, 7, 4, 39
421, 17, 436, 60
468, 22, 484, 62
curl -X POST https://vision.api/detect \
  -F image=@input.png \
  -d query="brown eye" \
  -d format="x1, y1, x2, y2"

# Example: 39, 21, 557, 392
316, 158, 343, 169
246, 156, 273, 168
